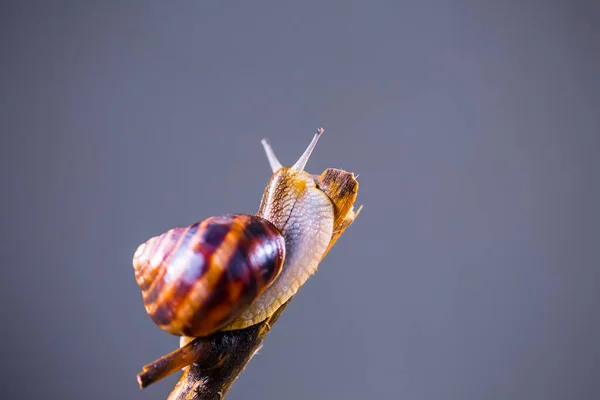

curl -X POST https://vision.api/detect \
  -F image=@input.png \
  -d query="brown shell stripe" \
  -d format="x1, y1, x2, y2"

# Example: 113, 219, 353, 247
147, 215, 239, 333
173, 215, 251, 335
243, 217, 283, 285
152, 216, 232, 330
136, 229, 177, 292
143, 226, 194, 321
135, 231, 165, 290
182, 216, 283, 335
148, 217, 219, 329
147, 222, 205, 327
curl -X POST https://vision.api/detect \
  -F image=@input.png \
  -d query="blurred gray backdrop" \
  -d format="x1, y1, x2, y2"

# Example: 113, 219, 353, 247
1, 1, 599, 399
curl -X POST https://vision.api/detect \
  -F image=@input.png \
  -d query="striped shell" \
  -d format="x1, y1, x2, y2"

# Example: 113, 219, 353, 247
133, 214, 285, 337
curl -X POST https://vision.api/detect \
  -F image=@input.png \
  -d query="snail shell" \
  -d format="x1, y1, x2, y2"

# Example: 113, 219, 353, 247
133, 214, 285, 337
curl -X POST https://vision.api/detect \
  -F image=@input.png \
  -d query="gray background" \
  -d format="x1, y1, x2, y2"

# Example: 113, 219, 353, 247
1, 1, 599, 399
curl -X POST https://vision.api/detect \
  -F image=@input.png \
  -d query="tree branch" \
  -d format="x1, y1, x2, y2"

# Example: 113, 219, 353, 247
137, 168, 360, 399
166, 301, 290, 400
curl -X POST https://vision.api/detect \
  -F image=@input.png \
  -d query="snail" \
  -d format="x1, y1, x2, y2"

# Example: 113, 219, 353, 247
133, 129, 339, 338
134, 129, 361, 391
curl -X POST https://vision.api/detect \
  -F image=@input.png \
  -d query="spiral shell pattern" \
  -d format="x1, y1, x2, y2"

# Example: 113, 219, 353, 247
133, 214, 285, 337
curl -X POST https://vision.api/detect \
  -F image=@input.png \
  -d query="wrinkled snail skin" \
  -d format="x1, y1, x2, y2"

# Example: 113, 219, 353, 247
222, 168, 334, 330
133, 214, 285, 337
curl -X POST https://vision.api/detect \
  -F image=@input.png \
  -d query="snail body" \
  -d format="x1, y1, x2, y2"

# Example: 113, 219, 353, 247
133, 129, 334, 337
224, 167, 333, 330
